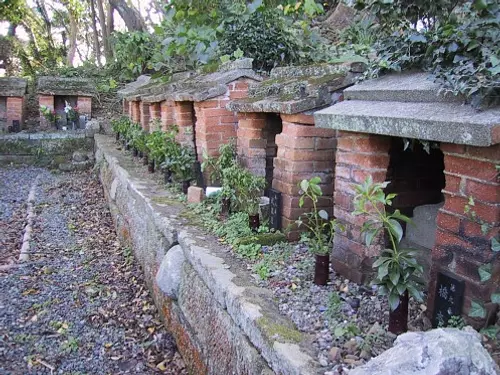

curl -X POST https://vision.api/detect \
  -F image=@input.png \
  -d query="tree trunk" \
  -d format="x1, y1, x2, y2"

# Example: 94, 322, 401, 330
88, 0, 102, 66
96, 0, 111, 61
66, 11, 78, 66
109, 0, 146, 31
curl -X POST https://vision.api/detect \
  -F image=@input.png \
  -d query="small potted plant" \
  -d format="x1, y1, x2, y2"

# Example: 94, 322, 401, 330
353, 176, 424, 334
171, 146, 195, 194
296, 177, 341, 286
145, 130, 167, 173
160, 125, 181, 184
222, 165, 266, 231
64, 101, 79, 129
40, 105, 58, 128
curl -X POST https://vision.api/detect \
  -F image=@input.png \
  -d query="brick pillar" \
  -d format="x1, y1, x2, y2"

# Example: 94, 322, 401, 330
273, 115, 337, 240
236, 113, 267, 177
332, 131, 392, 283
123, 99, 129, 115
6, 97, 24, 128
149, 102, 161, 121
194, 97, 238, 160
131, 101, 140, 124
173, 101, 195, 148
160, 100, 175, 132
39, 94, 54, 129
427, 143, 500, 321
77, 96, 92, 118
140, 101, 150, 132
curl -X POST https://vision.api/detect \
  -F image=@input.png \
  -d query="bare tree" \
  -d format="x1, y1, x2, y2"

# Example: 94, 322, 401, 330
88, 0, 102, 66
109, 0, 146, 31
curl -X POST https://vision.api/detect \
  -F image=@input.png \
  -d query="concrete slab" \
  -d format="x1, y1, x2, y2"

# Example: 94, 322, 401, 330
315, 100, 500, 146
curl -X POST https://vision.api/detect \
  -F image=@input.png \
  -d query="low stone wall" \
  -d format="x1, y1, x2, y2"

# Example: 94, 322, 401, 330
0, 131, 95, 166
94, 134, 322, 375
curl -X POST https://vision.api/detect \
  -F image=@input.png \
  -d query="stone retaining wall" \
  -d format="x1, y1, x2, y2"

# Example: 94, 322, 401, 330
0, 131, 94, 166
94, 134, 322, 375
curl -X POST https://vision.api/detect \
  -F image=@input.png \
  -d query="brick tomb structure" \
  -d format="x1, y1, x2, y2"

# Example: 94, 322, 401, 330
0, 77, 27, 132
228, 63, 364, 239
315, 72, 500, 323
120, 59, 262, 179
37, 76, 95, 129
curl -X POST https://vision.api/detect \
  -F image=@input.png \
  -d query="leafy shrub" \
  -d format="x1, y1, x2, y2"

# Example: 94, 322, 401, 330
357, 0, 500, 106
219, 7, 302, 71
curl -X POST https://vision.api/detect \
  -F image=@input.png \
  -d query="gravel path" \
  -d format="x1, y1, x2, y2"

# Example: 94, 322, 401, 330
0, 167, 47, 269
0, 169, 186, 374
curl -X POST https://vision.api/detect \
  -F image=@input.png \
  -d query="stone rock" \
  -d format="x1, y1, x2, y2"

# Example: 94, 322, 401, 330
73, 151, 89, 162
72, 160, 93, 171
329, 346, 341, 362
59, 162, 75, 172
350, 328, 500, 375
156, 245, 186, 300
406, 202, 443, 250
85, 119, 100, 132
187, 186, 205, 204
323, 3, 357, 31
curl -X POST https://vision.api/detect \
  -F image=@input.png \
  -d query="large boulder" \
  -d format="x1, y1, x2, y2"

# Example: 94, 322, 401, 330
350, 328, 499, 375
155, 245, 186, 300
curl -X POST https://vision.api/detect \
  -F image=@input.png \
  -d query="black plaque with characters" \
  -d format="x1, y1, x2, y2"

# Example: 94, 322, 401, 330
269, 188, 282, 231
432, 271, 465, 327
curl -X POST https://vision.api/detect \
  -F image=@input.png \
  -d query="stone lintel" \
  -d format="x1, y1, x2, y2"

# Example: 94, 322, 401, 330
124, 62, 262, 103
0, 77, 28, 97
37, 76, 96, 97
117, 75, 151, 98
315, 100, 500, 147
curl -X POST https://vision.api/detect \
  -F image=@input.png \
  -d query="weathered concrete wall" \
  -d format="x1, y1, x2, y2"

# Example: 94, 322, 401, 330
94, 134, 322, 375
0, 131, 94, 166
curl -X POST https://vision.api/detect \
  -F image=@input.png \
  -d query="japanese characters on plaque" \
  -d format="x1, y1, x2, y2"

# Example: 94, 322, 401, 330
432, 271, 465, 328
269, 188, 282, 231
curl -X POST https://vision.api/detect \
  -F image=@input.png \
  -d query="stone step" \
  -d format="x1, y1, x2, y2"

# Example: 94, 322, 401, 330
344, 72, 464, 103
314, 99, 500, 147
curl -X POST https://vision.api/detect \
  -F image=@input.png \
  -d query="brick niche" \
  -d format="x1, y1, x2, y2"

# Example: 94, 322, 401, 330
0, 77, 27, 132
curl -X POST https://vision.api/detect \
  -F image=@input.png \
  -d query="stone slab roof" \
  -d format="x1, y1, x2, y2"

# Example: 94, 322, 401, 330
117, 75, 151, 98
315, 72, 500, 147
37, 76, 96, 97
0, 77, 27, 97
227, 62, 363, 115
124, 58, 262, 103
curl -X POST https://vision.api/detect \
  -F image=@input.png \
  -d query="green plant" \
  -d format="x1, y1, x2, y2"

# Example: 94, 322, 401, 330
170, 146, 196, 182
357, 0, 500, 107
253, 242, 292, 279
111, 116, 134, 139
146, 130, 167, 164
221, 164, 266, 215
325, 291, 343, 321
296, 177, 341, 256
464, 192, 500, 320
445, 315, 466, 329
333, 322, 361, 339
236, 243, 262, 260
201, 140, 237, 186
353, 176, 424, 311
128, 124, 147, 152
39, 105, 58, 123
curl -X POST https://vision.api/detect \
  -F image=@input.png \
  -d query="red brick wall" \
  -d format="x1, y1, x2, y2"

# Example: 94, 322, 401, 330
194, 97, 238, 160
39, 94, 55, 128
6, 97, 24, 129
149, 102, 161, 121
123, 99, 129, 115
194, 78, 253, 161
273, 115, 337, 240
236, 112, 267, 176
160, 100, 175, 132
140, 102, 151, 132
331, 131, 392, 283
427, 143, 500, 321
77, 96, 92, 117
173, 102, 195, 148
131, 101, 140, 124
